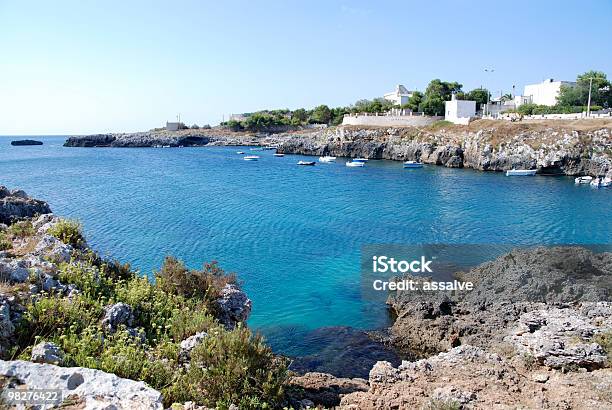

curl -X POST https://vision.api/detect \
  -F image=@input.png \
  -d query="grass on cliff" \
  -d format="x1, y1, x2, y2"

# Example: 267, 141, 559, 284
8, 249, 288, 409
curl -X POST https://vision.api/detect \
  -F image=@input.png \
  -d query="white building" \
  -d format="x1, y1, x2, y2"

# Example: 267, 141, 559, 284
445, 95, 476, 125
166, 122, 181, 131
522, 78, 576, 106
384, 84, 412, 106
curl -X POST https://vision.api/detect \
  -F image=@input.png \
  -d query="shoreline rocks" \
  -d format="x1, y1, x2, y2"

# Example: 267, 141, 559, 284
277, 122, 612, 176
0, 186, 51, 225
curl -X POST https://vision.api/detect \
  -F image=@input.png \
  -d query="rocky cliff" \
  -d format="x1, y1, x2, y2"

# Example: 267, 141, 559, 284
277, 120, 612, 177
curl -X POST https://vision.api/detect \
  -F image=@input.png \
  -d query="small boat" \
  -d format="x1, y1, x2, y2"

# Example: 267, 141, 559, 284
274, 153, 285, 157
575, 176, 593, 184
346, 161, 365, 167
319, 156, 337, 163
352, 158, 369, 163
236, 151, 245, 154
243, 155, 260, 161
506, 169, 536, 176
403, 161, 423, 169
297, 161, 316, 166
590, 177, 612, 188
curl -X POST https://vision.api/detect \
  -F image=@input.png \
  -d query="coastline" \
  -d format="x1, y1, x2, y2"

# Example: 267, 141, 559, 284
63, 119, 612, 178
1, 186, 610, 408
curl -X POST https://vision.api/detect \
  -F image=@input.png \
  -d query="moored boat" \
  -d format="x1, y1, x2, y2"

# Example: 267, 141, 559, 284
506, 169, 536, 176
346, 161, 365, 167
590, 177, 612, 188
575, 176, 593, 184
274, 153, 285, 157
403, 161, 423, 169
297, 161, 316, 166
352, 158, 368, 163
243, 155, 260, 161
319, 156, 337, 163
236, 151, 245, 154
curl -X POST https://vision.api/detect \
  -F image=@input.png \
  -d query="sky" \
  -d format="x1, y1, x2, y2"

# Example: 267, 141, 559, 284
1, 0, 611, 135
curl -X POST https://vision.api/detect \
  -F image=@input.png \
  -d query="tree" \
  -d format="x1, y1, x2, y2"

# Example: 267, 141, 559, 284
466, 88, 490, 110
309, 105, 332, 124
401, 91, 423, 112
291, 108, 308, 124
557, 70, 611, 108
420, 79, 463, 115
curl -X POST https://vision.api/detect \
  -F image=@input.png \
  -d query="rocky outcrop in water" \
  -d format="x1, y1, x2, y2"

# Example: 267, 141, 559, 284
277, 121, 612, 176
0, 186, 51, 225
10, 139, 43, 146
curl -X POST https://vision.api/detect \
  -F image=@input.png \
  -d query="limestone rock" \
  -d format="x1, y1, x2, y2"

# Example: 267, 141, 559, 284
179, 331, 208, 362
0, 187, 52, 225
0, 359, 163, 409
0, 296, 15, 339
34, 234, 73, 263
31, 341, 64, 365
288, 372, 368, 408
102, 302, 134, 332
0, 258, 30, 283
507, 305, 610, 370
216, 284, 252, 329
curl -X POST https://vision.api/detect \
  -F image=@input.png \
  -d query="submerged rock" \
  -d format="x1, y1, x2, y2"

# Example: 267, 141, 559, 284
0, 360, 163, 409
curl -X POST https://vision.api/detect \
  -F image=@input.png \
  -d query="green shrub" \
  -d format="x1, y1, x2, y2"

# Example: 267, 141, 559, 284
168, 306, 215, 341
155, 257, 236, 310
16, 295, 102, 347
176, 325, 288, 409
48, 219, 85, 248
7, 220, 34, 238
0, 231, 11, 251
594, 331, 612, 364
58, 261, 114, 300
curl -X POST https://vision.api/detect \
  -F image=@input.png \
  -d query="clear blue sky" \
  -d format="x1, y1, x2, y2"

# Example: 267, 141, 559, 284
1, 0, 611, 135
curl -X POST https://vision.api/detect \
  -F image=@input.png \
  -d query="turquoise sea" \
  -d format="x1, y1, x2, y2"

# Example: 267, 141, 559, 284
2, 136, 611, 372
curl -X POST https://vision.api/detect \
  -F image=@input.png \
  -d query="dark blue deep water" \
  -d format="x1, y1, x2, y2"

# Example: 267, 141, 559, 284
2, 136, 611, 369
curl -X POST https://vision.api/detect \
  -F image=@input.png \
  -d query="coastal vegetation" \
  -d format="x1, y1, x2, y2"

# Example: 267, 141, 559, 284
1, 216, 288, 409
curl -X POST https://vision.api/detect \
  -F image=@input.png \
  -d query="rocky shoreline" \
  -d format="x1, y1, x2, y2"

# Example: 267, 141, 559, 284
276, 120, 612, 177
64, 120, 612, 178
1, 187, 610, 409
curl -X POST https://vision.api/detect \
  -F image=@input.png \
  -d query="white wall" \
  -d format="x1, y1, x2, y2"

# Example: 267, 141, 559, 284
445, 100, 476, 124
342, 114, 443, 127
523, 79, 575, 106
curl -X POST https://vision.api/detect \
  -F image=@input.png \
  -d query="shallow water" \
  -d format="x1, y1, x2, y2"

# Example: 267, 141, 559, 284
2, 136, 611, 372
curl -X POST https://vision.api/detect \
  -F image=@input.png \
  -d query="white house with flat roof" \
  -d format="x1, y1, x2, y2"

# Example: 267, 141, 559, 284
384, 84, 412, 106
445, 95, 476, 125
522, 78, 576, 106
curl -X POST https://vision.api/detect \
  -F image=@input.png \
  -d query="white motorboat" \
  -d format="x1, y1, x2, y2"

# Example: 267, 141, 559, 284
319, 156, 337, 163
506, 169, 536, 176
575, 176, 593, 184
590, 177, 612, 188
352, 158, 368, 163
243, 155, 260, 161
236, 151, 245, 154
403, 161, 423, 169
346, 161, 365, 167
274, 153, 285, 157
297, 161, 316, 166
